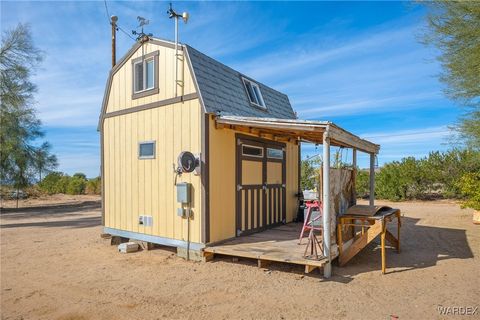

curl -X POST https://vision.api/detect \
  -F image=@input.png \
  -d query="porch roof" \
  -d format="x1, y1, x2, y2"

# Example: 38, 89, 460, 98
215, 115, 380, 154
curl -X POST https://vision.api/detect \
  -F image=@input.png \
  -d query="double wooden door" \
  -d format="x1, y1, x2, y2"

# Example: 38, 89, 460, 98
236, 135, 286, 236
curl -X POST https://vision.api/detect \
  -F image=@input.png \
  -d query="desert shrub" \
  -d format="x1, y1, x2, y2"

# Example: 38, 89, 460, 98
73, 172, 87, 180
355, 170, 370, 198
39, 172, 68, 194
85, 177, 101, 195
66, 176, 86, 195
301, 158, 321, 191
425, 149, 480, 198
457, 172, 480, 210
24, 185, 42, 198
372, 149, 480, 201
375, 157, 428, 201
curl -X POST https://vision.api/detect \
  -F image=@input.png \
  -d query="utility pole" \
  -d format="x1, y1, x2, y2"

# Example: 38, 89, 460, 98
111, 15, 118, 68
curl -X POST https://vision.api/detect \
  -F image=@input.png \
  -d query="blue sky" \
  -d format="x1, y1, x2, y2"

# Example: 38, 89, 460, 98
1, 1, 458, 177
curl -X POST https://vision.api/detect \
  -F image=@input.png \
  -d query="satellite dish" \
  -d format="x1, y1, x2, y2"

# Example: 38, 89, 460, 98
177, 151, 198, 173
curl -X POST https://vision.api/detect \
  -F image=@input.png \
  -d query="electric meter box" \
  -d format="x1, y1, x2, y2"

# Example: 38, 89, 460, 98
176, 182, 191, 204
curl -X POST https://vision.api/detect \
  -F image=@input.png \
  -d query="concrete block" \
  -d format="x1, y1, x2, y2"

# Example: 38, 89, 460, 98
177, 247, 202, 261
118, 242, 139, 253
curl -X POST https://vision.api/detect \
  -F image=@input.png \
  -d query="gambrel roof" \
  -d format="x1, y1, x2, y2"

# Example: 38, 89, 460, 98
98, 38, 297, 129
185, 45, 297, 120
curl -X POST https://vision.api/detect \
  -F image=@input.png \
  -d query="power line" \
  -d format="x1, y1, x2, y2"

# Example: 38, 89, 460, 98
103, 0, 111, 24
103, 0, 136, 42
117, 25, 137, 41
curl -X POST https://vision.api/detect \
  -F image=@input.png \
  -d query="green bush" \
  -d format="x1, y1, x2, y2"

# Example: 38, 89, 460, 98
375, 157, 431, 201
73, 172, 87, 180
301, 158, 321, 190
85, 177, 101, 195
355, 170, 370, 198
457, 172, 480, 210
372, 149, 480, 201
66, 176, 86, 195
39, 172, 89, 195
38, 172, 68, 194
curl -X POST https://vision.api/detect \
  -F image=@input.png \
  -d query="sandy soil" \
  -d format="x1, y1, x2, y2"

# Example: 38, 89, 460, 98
1, 196, 478, 320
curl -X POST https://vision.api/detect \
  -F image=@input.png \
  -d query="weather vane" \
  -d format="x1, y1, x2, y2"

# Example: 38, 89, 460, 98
132, 16, 153, 41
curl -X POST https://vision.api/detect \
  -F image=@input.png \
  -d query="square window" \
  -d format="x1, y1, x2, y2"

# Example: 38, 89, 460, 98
139, 141, 155, 159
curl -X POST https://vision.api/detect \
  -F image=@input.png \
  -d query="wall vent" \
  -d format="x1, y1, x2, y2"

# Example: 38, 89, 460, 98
139, 215, 153, 226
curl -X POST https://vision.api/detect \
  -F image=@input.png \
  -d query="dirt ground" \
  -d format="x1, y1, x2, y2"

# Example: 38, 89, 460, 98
1, 195, 479, 320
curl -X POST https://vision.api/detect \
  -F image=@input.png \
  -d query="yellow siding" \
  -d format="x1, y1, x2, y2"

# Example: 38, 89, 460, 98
208, 117, 300, 243
208, 118, 236, 243
266, 162, 282, 184
103, 99, 202, 243
285, 142, 299, 222
242, 161, 263, 185
105, 42, 196, 114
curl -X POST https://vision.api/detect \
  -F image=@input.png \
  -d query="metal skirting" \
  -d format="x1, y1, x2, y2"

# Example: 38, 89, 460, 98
104, 227, 205, 251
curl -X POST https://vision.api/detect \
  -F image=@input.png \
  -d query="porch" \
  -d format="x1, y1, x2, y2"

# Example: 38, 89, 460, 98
213, 115, 380, 278
203, 223, 328, 274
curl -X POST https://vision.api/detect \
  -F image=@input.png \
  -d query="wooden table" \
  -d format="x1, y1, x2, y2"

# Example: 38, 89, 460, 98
337, 208, 401, 274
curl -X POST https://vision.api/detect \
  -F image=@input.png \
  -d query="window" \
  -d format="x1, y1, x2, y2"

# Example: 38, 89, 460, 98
242, 145, 264, 158
139, 141, 155, 159
267, 148, 283, 159
131, 51, 159, 99
134, 57, 155, 92
242, 78, 266, 108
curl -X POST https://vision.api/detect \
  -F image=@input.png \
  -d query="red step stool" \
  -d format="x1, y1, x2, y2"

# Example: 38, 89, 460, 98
298, 200, 323, 244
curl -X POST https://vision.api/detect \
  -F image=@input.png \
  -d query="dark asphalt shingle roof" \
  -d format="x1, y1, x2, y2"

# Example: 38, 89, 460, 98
186, 45, 297, 120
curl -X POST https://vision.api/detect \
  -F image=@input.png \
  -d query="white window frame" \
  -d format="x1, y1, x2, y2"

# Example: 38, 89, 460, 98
242, 144, 264, 158
242, 77, 266, 109
138, 141, 156, 159
134, 57, 155, 94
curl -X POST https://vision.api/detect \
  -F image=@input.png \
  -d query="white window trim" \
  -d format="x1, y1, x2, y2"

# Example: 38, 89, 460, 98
242, 77, 266, 109
138, 141, 156, 159
133, 57, 155, 94
242, 144, 264, 158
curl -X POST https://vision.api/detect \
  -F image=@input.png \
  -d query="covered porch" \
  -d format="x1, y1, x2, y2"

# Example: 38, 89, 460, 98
207, 115, 380, 277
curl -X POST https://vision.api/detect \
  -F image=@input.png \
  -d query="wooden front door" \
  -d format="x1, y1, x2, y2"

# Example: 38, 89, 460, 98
236, 135, 286, 236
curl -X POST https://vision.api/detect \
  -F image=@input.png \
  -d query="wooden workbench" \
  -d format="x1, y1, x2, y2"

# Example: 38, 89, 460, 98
337, 207, 401, 274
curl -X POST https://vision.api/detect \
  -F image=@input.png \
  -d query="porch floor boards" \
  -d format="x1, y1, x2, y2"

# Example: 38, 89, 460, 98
203, 223, 327, 272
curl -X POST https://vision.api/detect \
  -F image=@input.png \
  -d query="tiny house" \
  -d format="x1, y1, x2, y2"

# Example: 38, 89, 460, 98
99, 36, 379, 277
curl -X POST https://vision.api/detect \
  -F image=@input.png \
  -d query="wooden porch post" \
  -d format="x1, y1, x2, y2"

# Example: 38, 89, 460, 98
369, 153, 375, 206
352, 148, 357, 205
322, 132, 332, 278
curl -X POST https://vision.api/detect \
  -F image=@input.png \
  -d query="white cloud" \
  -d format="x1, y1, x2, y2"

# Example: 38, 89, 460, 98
361, 126, 451, 145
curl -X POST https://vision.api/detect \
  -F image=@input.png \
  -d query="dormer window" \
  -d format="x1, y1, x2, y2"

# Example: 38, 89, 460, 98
131, 51, 159, 99
242, 78, 266, 109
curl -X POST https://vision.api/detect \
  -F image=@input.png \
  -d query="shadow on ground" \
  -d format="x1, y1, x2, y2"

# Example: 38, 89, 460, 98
0, 201, 101, 229
0, 216, 101, 229
1, 201, 100, 217
206, 217, 474, 281
334, 216, 474, 278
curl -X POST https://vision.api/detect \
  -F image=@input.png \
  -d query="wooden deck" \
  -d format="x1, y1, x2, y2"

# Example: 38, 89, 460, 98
203, 223, 327, 273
